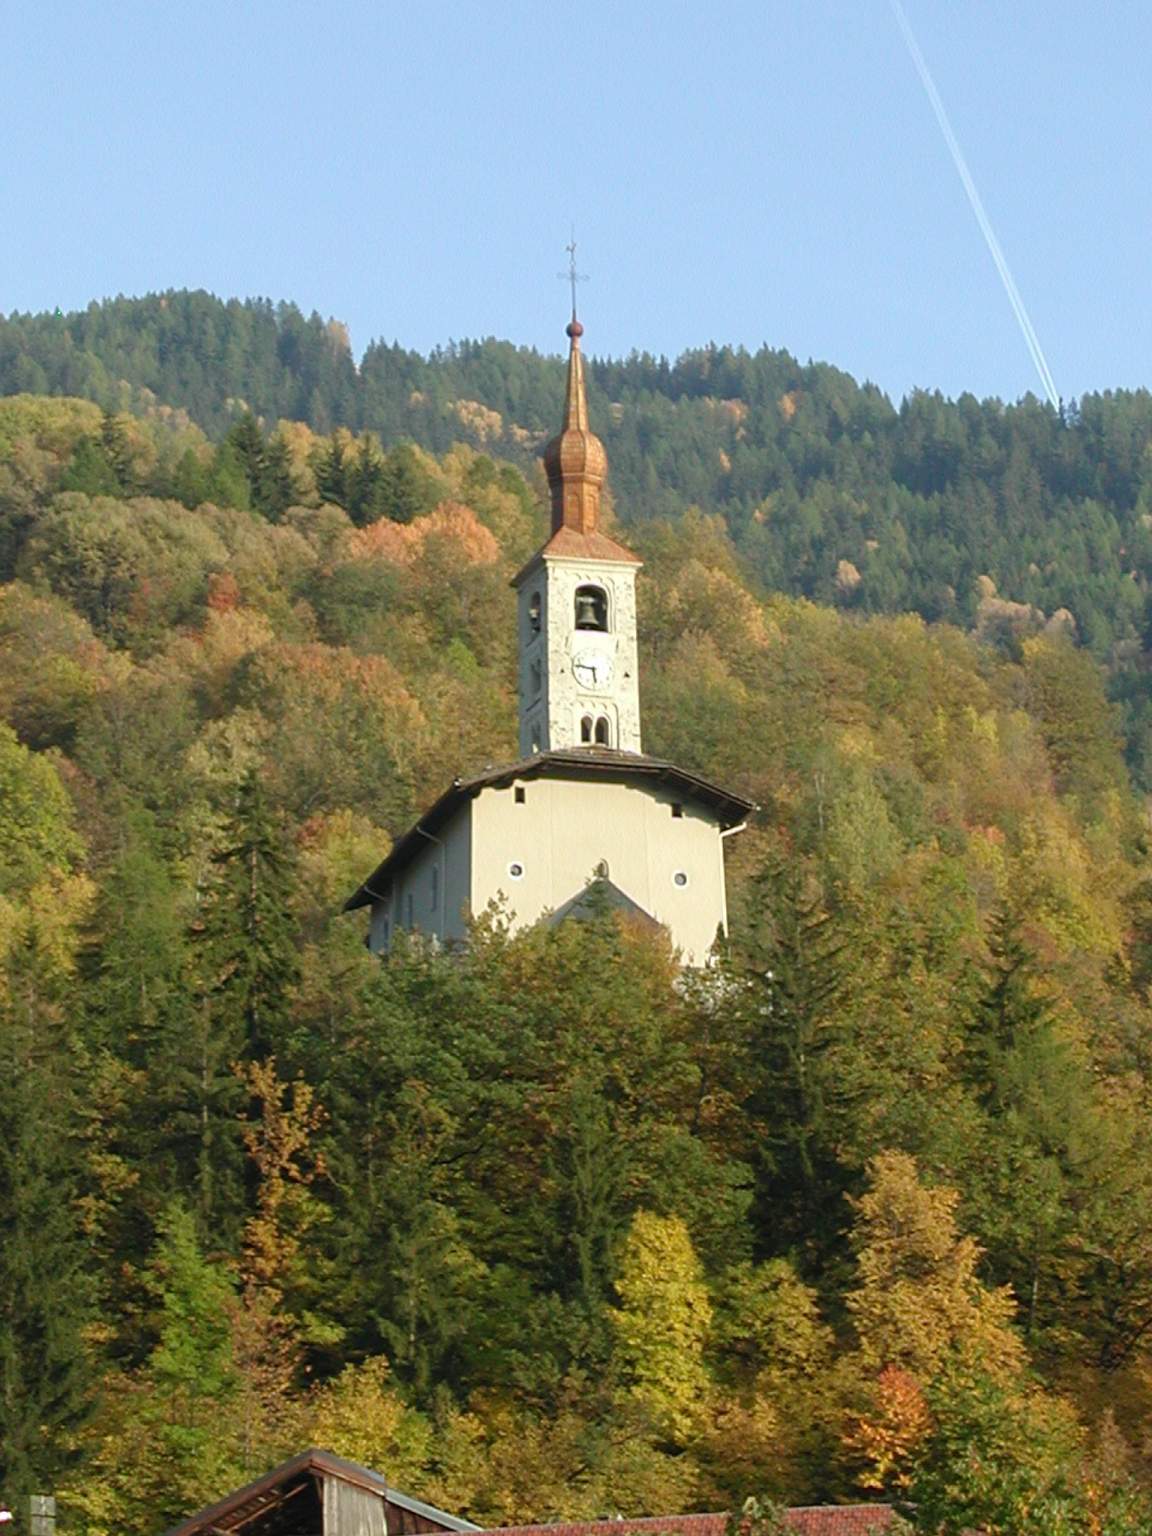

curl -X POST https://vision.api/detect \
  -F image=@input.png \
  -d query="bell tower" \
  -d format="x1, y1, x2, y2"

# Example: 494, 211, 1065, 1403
348, 279, 754, 964
514, 313, 643, 756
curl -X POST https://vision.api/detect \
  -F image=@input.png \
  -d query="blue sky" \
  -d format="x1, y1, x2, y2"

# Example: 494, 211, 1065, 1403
3, 1, 1148, 404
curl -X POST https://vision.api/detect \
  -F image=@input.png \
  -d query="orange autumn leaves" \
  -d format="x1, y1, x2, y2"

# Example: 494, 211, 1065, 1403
346, 498, 500, 567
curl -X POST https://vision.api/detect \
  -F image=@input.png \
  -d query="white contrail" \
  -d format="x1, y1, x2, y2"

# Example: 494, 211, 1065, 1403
889, 0, 1060, 409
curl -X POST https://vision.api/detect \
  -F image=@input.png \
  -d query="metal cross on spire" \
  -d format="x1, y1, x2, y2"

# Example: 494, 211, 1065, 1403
558, 233, 589, 322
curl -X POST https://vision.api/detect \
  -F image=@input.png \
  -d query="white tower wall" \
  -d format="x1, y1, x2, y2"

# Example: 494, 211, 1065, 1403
516, 556, 641, 755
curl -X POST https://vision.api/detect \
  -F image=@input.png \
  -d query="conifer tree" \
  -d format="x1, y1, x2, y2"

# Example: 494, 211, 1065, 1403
738, 856, 852, 1259
347, 435, 386, 526
198, 770, 300, 1063
0, 919, 94, 1502
314, 434, 350, 509
0, 1021, 93, 1503
959, 907, 1102, 1343
226, 410, 267, 505
59, 435, 121, 497
207, 438, 251, 510
100, 409, 137, 494
381, 442, 440, 523
170, 445, 211, 509
256, 434, 299, 522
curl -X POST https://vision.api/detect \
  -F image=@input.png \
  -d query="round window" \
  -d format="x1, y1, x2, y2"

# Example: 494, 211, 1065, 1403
508, 862, 525, 880
673, 871, 689, 887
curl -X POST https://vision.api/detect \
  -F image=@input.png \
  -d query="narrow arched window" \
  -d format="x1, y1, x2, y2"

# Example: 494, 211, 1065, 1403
574, 585, 608, 631
528, 591, 542, 634
581, 715, 594, 743
594, 716, 611, 747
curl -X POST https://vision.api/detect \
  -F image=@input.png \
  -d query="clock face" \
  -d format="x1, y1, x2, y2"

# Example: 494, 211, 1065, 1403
573, 649, 613, 689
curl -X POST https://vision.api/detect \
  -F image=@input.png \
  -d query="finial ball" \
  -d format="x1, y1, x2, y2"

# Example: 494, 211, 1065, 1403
566, 319, 584, 339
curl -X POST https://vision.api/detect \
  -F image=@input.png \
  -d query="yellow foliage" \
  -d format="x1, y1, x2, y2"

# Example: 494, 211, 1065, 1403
297, 809, 391, 910
612, 1210, 713, 1443
453, 398, 504, 441
0, 872, 95, 1003
274, 418, 322, 498
848, 1151, 1024, 1383
304, 1358, 433, 1488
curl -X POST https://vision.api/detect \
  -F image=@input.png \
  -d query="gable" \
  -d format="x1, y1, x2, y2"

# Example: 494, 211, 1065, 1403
163, 1449, 479, 1536
549, 875, 663, 929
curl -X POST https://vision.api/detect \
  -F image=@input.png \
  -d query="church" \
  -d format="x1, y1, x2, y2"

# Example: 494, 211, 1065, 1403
345, 313, 753, 965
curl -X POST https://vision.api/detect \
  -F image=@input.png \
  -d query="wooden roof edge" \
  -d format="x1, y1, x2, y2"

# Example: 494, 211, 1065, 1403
161, 1449, 479, 1536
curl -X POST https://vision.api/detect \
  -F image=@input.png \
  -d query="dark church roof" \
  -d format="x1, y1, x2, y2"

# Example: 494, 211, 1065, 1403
344, 749, 755, 911
162, 1448, 479, 1536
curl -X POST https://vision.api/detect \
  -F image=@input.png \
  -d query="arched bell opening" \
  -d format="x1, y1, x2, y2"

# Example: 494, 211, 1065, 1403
580, 715, 594, 744
594, 716, 611, 747
574, 585, 608, 631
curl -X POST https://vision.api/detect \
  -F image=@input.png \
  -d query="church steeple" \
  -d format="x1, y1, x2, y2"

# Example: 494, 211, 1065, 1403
542, 319, 608, 536
513, 306, 644, 759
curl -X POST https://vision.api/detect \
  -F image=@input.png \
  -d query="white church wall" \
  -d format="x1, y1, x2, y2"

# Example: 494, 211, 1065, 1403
468, 773, 728, 964
368, 805, 473, 953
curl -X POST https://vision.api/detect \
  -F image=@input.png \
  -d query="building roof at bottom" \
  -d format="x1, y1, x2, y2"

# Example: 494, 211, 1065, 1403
344, 749, 756, 910
162, 1448, 480, 1536
485, 1509, 900, 1536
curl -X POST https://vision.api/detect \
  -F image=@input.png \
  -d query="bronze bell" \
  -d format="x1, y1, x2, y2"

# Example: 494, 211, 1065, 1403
575, 592, 601, 629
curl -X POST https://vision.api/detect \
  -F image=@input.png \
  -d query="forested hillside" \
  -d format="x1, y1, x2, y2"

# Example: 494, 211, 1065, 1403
5, 336, 1152, 1532
6, 293, 1152, 781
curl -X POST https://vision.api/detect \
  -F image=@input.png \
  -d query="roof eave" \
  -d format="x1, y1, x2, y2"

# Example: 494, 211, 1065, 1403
343, 752, 756, 908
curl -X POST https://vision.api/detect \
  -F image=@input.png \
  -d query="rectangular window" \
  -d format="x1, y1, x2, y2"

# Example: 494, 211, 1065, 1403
431, 865, 440, 909
515, 786, 526, 804
671, 803, 684, 818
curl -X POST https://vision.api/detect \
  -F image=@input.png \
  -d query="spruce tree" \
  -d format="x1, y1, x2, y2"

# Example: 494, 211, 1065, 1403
100, 410, 137, 494
347, 436, 386, 526
199, 770, 300, 1063
60, 435, 121, 497
256, 434, 299, 522
0, 933, 93, 1503
380, 443, 439, 523
207, 439, 251, 510
226, 412, 267, 510
738, 856, 852, 1261
170, 446, 211, 509
314, 434, 350, 509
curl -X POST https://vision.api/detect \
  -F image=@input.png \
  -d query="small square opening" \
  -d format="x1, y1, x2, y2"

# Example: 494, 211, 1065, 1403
515, 786, 526, 804
671, 802, 684, 818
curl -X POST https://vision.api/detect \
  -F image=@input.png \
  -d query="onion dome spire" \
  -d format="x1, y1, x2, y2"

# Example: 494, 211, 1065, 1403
543, 310, 608, 536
